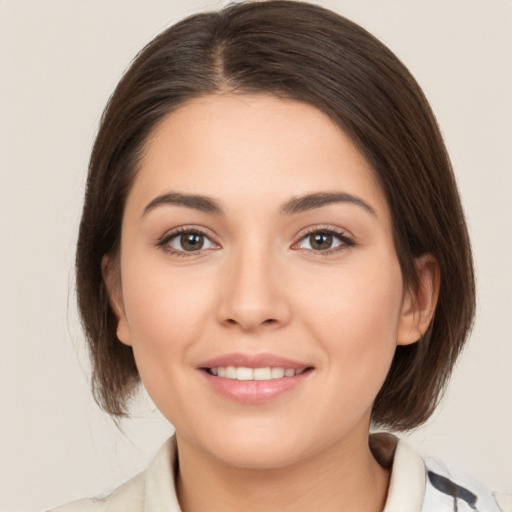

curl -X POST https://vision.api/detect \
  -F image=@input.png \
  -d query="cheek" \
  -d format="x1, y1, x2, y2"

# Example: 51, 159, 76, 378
119, 263, 220, 425
123, 249, 214, 332
297, 253, 404, 386
119, 255, 216, 383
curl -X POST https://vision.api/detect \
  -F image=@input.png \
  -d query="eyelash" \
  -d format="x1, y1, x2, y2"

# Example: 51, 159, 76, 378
156, 226, 219, 256
156, 225, 355, 257
292, 226, 355, 255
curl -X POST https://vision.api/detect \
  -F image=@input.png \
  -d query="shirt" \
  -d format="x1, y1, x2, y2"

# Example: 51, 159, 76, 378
48, 433, 511, 512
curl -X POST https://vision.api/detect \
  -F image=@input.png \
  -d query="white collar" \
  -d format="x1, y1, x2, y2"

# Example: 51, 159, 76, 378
370, 433, 426, 512
144, 435, 181, 511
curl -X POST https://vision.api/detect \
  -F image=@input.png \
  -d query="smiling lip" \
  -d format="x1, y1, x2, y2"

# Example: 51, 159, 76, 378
198, 352, 313, 404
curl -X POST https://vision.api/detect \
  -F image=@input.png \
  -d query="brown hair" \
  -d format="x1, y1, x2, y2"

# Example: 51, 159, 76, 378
76, 0, 475, 430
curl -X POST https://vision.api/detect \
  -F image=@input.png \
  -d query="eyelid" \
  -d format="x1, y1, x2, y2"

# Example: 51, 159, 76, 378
291, 225, 355, 254
156, 225, 221, 255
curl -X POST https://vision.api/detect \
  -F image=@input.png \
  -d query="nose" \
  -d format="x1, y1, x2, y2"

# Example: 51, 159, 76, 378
216, 248, 292, 332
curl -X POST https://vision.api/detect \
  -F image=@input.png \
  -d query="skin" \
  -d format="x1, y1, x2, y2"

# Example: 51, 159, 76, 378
105, 94, 438, 512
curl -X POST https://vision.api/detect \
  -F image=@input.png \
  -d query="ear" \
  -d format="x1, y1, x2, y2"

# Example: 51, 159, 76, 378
101, 254, 132, 346
397, 254, 440, 346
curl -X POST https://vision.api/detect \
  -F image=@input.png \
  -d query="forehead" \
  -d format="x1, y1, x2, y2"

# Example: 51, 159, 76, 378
128, 93, 389, 219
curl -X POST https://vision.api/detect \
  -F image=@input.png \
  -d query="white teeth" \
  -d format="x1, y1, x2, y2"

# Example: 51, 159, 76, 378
209, 366, 306, 380
253, 367, 272, 380
271, 367, 285, 379
226, 366, 237, 379
236, 367, 253, 380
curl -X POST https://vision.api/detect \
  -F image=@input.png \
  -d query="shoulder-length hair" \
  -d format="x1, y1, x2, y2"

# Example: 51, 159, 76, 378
76, 0, 475, 430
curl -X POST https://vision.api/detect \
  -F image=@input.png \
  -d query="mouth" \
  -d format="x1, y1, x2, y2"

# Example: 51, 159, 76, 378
198, 353, 314, 403
204, 366, 309, 380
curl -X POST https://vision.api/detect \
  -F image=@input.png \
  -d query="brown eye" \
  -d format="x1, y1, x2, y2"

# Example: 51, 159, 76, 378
295, 229, 353, 252
310, 232, 334, 251
164, 230, 217, 253
180, 233, 205, 251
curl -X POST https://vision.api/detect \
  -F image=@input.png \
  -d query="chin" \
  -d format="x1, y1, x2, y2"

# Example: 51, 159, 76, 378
210, 439, 307, 470
185, 419, 328, 471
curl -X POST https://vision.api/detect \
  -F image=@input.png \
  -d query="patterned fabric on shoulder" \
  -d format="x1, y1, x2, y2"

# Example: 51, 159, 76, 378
422, 457, 507, 512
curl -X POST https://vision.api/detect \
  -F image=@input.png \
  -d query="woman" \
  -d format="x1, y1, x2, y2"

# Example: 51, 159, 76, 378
50, 1, 508, 511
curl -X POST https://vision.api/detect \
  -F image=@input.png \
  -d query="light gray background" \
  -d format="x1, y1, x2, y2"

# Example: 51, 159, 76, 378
1, 1, 511, 511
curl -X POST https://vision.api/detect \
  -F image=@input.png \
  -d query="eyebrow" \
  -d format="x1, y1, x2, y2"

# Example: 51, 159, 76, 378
142, 191, 376, 218
280, 192, 376, 216
143, 192, 224, 216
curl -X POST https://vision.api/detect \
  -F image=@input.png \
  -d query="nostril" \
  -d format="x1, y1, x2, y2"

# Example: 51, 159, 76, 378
224, 317, 278, 328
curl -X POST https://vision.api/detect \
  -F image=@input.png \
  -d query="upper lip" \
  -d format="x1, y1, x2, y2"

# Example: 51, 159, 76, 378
198, 352, 312, 370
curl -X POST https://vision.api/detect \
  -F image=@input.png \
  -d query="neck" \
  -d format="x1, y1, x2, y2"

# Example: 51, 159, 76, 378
175, 430, 390, 512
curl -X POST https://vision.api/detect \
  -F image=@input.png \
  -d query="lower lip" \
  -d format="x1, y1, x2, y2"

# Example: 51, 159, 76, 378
200, 370, 312, 404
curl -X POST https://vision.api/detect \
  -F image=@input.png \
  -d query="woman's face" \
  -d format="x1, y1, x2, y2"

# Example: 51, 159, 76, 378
110, 94, 419, 469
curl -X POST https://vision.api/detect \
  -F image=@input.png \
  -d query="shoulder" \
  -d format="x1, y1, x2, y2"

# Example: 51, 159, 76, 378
423, 456, 511, 512
494, 494, 512, 512
47, 435, 179, 512
371, 433, 510, 512
47, 471, 145, 512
